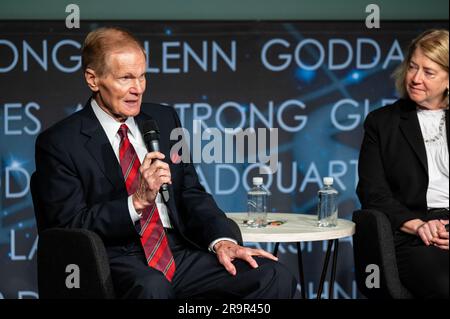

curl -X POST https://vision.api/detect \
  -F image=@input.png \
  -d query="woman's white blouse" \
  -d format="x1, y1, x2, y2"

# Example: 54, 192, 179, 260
417, 108, 449, 209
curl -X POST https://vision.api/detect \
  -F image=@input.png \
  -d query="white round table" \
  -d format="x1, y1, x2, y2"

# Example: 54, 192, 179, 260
226, 213, 356, 299
226, 213, 355, 242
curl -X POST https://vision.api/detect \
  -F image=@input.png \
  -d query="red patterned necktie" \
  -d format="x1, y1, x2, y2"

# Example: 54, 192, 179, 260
117, 124, 176, 281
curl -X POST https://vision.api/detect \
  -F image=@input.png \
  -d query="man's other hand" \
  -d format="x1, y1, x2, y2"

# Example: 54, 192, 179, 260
214, 240, 278, 276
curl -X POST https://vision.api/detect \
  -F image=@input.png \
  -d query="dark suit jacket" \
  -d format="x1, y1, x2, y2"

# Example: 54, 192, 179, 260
357, 98, 449, 231
34, 101, 237, 254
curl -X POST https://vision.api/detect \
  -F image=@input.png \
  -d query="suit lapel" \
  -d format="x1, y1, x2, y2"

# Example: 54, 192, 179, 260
80, 103, 125, 189
399, 100, 428, 172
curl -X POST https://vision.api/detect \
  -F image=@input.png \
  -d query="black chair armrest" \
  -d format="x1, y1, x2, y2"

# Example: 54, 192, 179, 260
37, 228, 115, 299
352, 209, 413, 299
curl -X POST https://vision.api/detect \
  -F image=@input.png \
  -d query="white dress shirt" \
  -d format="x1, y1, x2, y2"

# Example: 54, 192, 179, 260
91, 99, 173, 228
417, 108, 449, 209
91, 99, 235, 251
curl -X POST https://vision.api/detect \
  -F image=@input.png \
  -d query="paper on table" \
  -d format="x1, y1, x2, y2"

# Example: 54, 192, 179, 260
242, 219, 287, 227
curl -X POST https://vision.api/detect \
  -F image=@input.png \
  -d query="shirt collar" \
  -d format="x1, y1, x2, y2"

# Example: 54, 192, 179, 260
90, 98, 139, 141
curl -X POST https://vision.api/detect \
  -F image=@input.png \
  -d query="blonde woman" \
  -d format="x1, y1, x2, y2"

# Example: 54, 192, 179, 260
357, 29, 449, 298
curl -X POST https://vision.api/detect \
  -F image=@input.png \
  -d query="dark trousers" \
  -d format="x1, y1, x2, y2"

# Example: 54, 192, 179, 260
109, 229, 297, 299
395, 209, 449, 299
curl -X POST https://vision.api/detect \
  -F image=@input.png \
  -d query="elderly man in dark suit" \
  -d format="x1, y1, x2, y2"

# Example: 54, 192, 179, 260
33, 26, 297, 299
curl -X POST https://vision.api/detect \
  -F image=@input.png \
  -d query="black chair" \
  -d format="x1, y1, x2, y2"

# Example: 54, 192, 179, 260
31, 172, 243, 299
36, 228, 116, 299
31, 172, 115, 298
352, 209, 414, 299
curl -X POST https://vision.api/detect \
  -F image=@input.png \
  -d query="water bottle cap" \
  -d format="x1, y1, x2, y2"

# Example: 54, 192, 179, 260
323, 177, 333, 185
253, 177, 263, 185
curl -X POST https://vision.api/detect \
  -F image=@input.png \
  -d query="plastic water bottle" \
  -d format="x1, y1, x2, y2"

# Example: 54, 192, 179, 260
317, 177, 338, 227
247, 177, 269, 228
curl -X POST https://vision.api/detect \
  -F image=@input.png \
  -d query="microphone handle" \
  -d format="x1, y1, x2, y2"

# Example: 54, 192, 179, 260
149, 140, 160, 152
148, 139, 170, 203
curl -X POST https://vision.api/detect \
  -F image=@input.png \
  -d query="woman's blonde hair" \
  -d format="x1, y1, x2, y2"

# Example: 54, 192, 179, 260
393, 29, 449, 104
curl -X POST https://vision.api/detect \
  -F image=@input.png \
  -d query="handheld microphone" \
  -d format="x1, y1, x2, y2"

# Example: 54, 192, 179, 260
141, 120, 170, 203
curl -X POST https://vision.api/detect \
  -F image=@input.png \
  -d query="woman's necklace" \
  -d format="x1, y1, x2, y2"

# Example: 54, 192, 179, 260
423, 112, 446, 144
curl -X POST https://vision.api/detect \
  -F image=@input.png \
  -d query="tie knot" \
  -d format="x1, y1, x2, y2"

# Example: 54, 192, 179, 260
118, 124, 129, 140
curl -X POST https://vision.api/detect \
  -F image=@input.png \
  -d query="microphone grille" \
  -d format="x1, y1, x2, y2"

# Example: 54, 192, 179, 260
142, 120, 160, 141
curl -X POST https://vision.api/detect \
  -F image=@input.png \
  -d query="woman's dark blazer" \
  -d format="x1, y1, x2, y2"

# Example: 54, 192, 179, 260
357, 98, 449, 231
